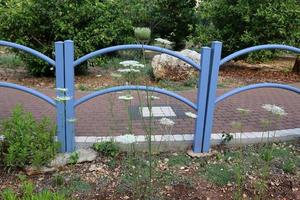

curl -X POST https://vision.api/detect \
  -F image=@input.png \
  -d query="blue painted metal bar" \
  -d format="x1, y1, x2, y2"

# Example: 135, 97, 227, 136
216, 83, 300, 104
192, 47, 211, 153
74, 85, 197, 110
74, 44, 200, 70
64, 40, 76, 152
201, 41, 223, 152
0, 40, 55, 66
0, 82, 56, 106
55, 42, 66, 152
220, 44, 300, 65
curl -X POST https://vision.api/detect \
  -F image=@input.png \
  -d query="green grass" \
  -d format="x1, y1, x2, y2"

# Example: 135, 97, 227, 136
0, 54, 22, 69
203, 163, 235, 186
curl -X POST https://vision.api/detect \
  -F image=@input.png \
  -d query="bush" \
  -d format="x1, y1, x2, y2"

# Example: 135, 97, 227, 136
0, 105, 59, 168
121, 0, 197, 50
0, 0, 134, 76
93, 141, 120, 157
1, 181, 66, 200
192, 0, 300, 60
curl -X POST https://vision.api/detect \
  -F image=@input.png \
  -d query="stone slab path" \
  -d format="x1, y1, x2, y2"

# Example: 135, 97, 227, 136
0, 83, 299, 137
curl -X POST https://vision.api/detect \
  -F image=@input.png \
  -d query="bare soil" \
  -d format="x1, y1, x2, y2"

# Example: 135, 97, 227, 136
0, 57, 299, 91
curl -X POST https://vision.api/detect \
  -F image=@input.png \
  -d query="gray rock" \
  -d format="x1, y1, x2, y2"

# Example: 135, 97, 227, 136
50, 148, 98, 167
152, 49, 201, 81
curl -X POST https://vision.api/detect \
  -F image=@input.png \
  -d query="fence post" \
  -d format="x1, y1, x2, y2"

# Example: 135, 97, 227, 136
64, 40, 76, 152
202, 41, 222, 152
55, 41, 66, 152
193, 47, 212, 153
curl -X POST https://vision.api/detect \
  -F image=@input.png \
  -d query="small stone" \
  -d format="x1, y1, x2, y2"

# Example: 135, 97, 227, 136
187, 149, 217, 158
25, 166, 56, 176
50, 148, 98, 167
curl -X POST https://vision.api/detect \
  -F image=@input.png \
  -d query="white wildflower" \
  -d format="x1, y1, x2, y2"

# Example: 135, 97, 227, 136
110, 73, 122, 78
55, 88, 68, 92
185, 112, 197, 119
236, 108, 251, 114
119, 60, 139, 66
155, 38, 172, 45
118, 94, 134, 101
262, 104, 287, 116
54, 96, 72, 102
50, 67, 54, 71
117, 134, 136, 144
150, 95, 160, 100
117, 68, 140, 73
159, 117, 175, 126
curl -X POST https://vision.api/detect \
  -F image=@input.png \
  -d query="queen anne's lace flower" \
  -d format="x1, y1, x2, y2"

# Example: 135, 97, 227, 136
262, 104, 287, 116
118, 95, 134, 101
155, 38, 172, 45
120, 60, 145, 68
236, 108, 251, 114
159, 117, 175, 126
185, 112, 197, 119
110, 73, 122, 78
117, 68, 140, 73
150, 96, 160, 100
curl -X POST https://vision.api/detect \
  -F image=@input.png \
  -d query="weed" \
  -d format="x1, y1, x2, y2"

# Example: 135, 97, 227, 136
92, 141, 120, 158
168, 154, 191, 167
282, 159, 296, 174
68, 152, 79, 165
53, 174, 65, 186
204, 163, 234, 186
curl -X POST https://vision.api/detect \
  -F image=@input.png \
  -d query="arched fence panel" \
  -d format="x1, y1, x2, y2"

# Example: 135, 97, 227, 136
74, 85, 197, 110
0, 40, 67, 152
202, 42, 300, 152
63, 40, 212, 152
1, 39, 298, 154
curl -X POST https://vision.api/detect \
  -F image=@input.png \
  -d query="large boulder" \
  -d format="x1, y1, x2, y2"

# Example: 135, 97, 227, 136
151, 49, 201, 81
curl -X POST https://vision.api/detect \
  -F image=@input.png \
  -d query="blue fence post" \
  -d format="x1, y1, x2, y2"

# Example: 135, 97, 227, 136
193, 47, 212, 153
64, 40, 76, 152
202, 41, 222, 152
55, 41, 66, 152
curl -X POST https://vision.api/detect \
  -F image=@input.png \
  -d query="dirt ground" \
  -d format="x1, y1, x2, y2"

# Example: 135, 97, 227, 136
0, 56, 299, 91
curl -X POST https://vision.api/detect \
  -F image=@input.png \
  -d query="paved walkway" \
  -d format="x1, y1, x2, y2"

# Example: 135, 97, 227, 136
0, 83, 299, 137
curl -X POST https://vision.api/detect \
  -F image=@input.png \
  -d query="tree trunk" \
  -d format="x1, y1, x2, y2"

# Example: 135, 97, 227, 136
292, 55, 300, 74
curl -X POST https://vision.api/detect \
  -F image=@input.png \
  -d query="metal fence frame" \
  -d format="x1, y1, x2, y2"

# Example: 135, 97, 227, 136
0, 40, 299, 153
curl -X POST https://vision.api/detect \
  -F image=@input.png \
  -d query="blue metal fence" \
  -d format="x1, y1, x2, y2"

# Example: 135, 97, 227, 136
0, 40, 299, 153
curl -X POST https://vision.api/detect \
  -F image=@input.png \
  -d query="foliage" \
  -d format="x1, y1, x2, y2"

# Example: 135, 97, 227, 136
204, 163, 234, 186
192, 0, 300, 60
68, 152, 79, 165
121, 0, 197, 49
0, 0, 134, 76
92, 141, 120, 158
0, 105, 59, 168
1, 181, 66, 200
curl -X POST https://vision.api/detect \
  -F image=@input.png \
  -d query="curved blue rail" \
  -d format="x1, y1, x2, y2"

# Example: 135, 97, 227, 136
74, 85, 197, 110
216, 83, 300, 104
74, 44, 200, 70
0, 82, 56, 107
220, 44, 300, 65
0, 40, 55, 66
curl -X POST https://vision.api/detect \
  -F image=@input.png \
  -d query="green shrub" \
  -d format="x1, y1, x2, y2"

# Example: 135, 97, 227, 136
92, 141, 120, 157
1, 181, 67, 200
0, 105, 59, 168
0, 0, 134, 76
192, 0, 300, 60
121, 0, 197, 49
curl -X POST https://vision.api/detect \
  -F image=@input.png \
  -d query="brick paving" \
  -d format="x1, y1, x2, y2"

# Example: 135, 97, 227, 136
0, 83, 299, 136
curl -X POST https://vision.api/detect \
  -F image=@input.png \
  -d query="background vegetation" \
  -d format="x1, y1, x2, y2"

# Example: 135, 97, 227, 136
0, 0, 299, 76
